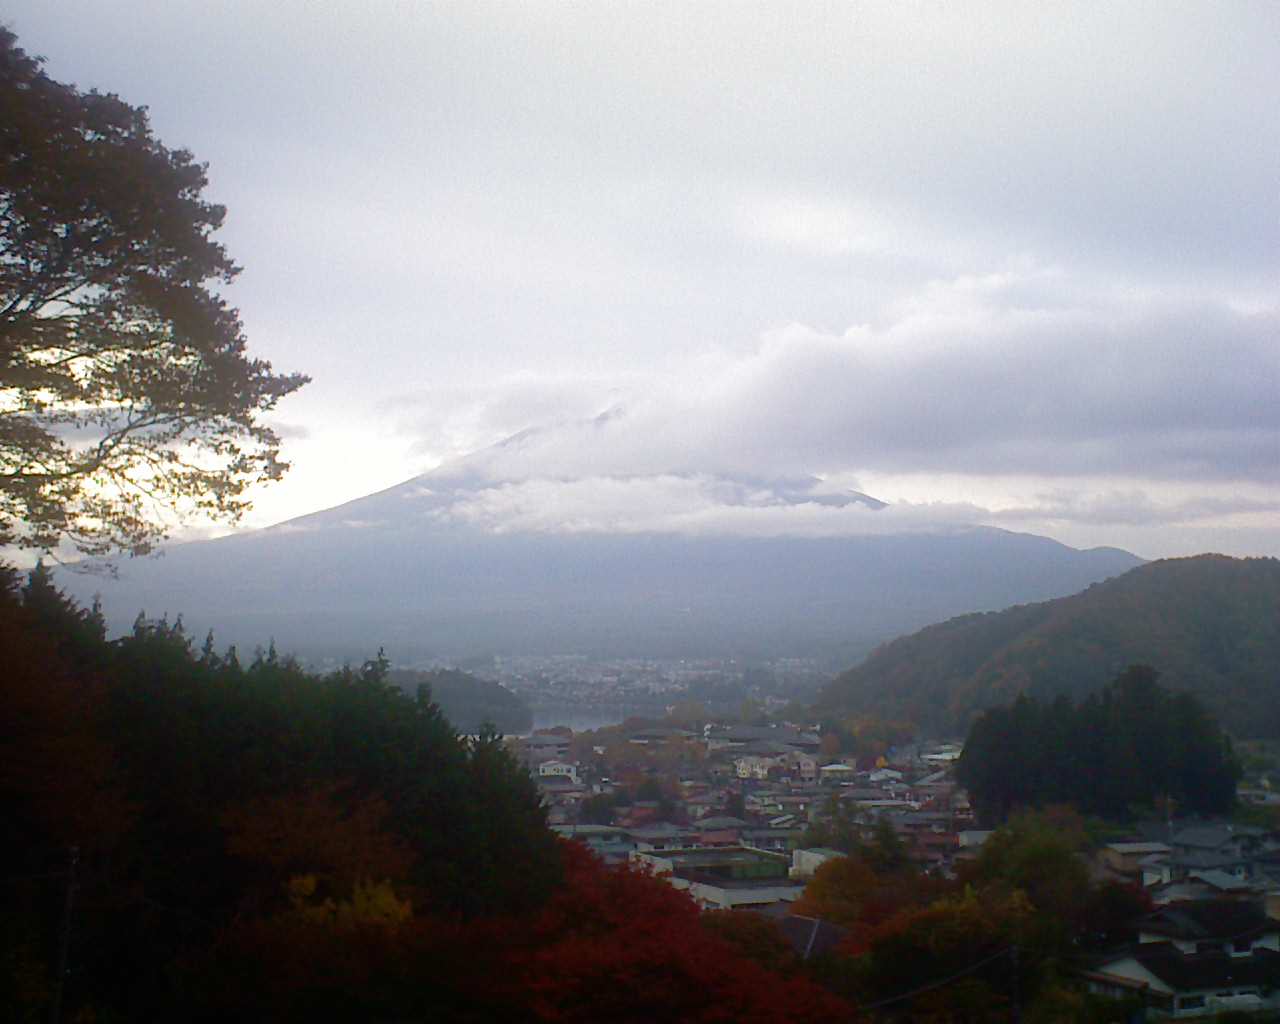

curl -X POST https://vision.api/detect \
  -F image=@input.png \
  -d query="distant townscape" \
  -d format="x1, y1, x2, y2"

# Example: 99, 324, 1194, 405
394, 654, 832, 733
516, 680, 1280, 1019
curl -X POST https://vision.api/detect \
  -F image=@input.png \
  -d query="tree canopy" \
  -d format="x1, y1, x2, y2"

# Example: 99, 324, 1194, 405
0, 569, 857, 1022
0, 29, 306, 557
957, 665, 1241, 824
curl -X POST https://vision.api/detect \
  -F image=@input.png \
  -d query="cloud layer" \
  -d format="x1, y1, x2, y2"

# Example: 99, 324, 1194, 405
10, 2, 1278, 559
403, 292, 1278, 484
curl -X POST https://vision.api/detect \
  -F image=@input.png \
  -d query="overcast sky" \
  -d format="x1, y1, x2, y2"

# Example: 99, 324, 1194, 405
10, 2, 1279, 559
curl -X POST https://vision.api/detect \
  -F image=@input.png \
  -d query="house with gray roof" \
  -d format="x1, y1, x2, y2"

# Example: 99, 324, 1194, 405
1083, 899, 1280, 1018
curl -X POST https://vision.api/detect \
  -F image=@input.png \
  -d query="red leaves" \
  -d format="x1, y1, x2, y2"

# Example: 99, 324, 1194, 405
190, 840, 852, 1022
511, 841, 851, 1024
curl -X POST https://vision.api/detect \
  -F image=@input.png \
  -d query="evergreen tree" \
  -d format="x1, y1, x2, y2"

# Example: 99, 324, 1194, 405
957, 666, 1239, 823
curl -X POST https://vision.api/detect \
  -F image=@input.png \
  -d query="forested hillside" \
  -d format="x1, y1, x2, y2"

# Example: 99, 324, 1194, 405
817, 555, 1280, 736
388, 668, 533, 735
1, 565, 845, 1022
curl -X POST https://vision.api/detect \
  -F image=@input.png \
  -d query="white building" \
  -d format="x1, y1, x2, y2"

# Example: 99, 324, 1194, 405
537, 759, 579, 784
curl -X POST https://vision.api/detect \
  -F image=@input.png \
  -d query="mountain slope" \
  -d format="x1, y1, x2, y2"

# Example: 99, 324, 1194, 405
58, 434, 1143, 664
816, 555, 1280, 737
62, 519, 1141, 665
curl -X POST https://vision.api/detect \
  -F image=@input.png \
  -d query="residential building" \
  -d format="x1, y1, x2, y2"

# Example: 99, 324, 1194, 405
1084, 899, 1280, 1018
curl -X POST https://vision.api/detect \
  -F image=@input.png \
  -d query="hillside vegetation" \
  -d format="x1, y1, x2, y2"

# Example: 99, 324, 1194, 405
389, 668, 533, 735
3, 564, 855, 1022
957, 666, 1239, 825
817, 555, 1280, 737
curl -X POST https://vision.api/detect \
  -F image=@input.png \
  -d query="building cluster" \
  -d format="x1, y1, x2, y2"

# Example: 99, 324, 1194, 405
516, 722, 1280, 1015
1086, 823, 1280, 1017
515, 721, 978, 915
492, 655, 830, 719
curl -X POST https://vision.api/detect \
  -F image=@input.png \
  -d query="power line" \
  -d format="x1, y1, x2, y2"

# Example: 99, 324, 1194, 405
854, 945, 1015, 1012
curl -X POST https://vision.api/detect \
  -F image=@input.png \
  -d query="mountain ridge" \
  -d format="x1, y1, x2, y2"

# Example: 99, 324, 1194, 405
57, 435, 1145, 664
816, 553, 1280, 737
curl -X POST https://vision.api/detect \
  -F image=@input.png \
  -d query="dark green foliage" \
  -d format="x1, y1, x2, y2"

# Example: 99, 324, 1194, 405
1, 574, 850, 1022
634, 776, 675, 818
957, 666, 1240, 824
443, 726, 562, 915
818, 555, 1280, 737
801, 798, 884, 859
865, 815, 910, 874
578, 792, 619, 825
634, 777, 664, 803
101, 627, 560, 917
965, 809, 1093, 948
802, 796, 861, 854
800, 803, 911, 874
0, 569, 559, 1021
21, 560, 107, 669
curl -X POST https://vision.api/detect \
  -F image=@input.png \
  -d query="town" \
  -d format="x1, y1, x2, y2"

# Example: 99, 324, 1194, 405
517, 716, 1280, 1018
487, 654, 834, 726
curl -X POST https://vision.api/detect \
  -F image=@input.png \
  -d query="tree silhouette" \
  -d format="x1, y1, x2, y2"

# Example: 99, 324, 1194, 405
0, 29, 306, 557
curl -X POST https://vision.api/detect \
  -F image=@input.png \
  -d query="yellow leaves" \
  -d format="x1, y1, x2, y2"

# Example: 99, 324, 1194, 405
287, 873, 319, 902
228, 789, 417, 934
346, 879, 413, 928
286, 874, 412, 931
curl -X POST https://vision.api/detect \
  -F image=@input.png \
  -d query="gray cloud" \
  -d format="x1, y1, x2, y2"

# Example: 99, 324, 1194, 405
403, 282, 1277, 486
990, 491, 1280, 528
365, 278, 1277, 546
429, 474, 988, 539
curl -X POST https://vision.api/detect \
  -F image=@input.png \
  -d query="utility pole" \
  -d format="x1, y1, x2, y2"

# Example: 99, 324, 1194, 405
1010, 944, 1022, 1024
50, 845, 78, 1024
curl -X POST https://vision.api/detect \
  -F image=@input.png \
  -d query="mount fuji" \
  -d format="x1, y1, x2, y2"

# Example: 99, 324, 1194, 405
60, 427, 1143, 666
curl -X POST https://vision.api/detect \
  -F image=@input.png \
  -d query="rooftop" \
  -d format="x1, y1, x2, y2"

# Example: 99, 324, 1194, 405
1140, 899, 1272, 942
1172, 824, 1266, 850
1107, 842, 1173, 855
1121, 943, 1280, 992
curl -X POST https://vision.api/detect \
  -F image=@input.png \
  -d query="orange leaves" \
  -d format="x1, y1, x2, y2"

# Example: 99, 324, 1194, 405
792, 854, 951, 954
221, 782, 416, 893
792, 856, 880, 929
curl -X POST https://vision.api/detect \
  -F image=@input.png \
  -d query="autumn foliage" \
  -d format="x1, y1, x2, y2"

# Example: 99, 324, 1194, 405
2, 569, 853, 1022
1, 568, 1159, 1022
521, 842, 851, 1023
